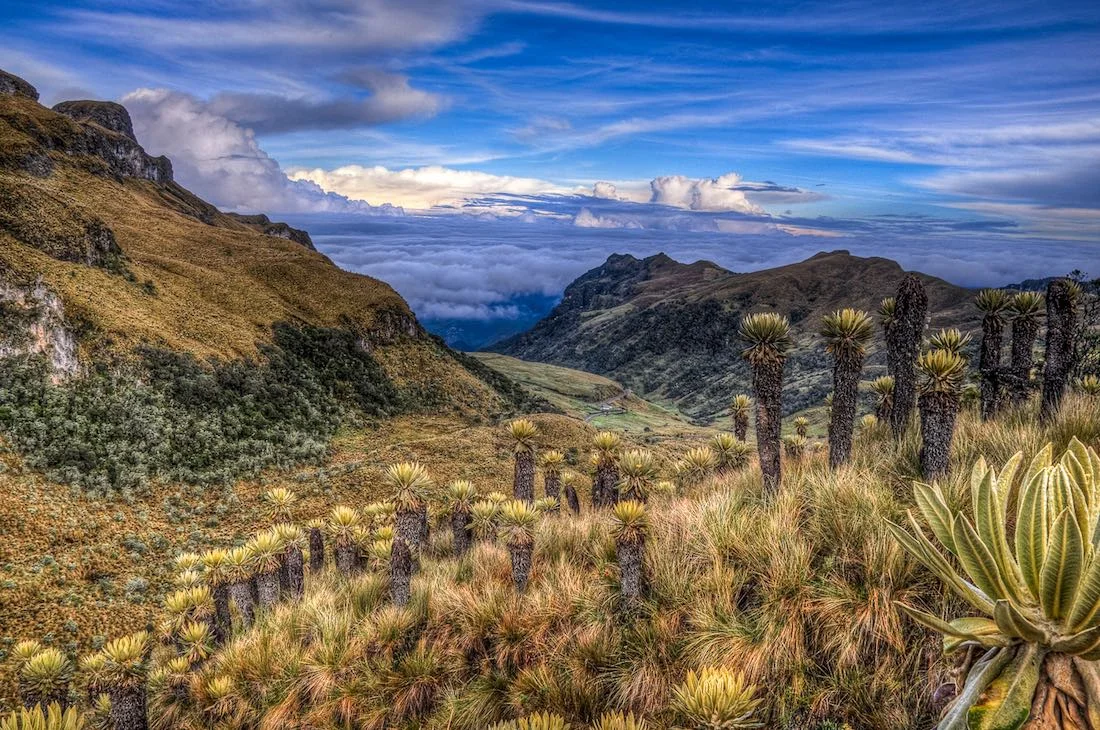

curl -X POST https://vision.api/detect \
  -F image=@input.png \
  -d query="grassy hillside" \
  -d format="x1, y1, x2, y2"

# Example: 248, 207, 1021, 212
6, 395, 1090, 728
0, 81, 543, 492
0, 411, 600, 705
493, 251, 979, 421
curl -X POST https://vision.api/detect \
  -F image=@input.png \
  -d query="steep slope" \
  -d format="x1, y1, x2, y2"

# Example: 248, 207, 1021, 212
0, 70, 543, 489
493, 250, 978, 419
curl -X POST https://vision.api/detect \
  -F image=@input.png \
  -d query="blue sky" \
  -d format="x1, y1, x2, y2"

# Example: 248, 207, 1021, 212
2, 0, 1099, 327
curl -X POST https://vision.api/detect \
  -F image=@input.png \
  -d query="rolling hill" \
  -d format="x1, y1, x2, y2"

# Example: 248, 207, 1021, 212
492, 250, 979, 420
0, 69, 543, 490
470, 352, 711, 436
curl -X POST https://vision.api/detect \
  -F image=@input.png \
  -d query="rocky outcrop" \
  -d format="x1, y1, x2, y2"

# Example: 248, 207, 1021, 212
52, 100, 137, 141
0, 93, 175, 183
0, 70, 38, 101
0, 277, 79, 381
224, 213, 316, 250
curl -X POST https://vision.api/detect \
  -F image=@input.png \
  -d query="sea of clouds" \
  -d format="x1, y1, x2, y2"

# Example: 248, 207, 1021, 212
283, 212, 1098, 341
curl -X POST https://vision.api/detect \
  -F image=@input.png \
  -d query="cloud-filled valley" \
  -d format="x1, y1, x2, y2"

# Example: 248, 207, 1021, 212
285, 212, 1098, 348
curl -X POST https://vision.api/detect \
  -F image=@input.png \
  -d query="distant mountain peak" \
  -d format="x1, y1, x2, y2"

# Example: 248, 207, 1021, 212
492, 250, 977, 421
808, 249, 852, 260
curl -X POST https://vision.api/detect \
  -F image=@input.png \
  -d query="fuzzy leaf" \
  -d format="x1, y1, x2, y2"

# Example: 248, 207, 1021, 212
992, 600, 1047, 644
1039, 509, 1083, 621
996, 452, 1024, 507
914, 482, 957, 554
1050, 624, 1100, 655
939, 648, 1014, 730
966, 643, 1045, 730
897, 605, 1009, 653
888, 516, 994, 614
1023, 444, 1053, 487
953, 516, 1011, 602
1015, 471, 1049, 597
973, 467, 1026, 603
1068, 554, 1100, 632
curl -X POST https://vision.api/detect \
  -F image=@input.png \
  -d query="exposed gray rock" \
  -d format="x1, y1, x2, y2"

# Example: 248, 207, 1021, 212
19, 152, 54, 178
32, 98, 175, 183
224, 212, 316, 250
0, 70, 38, 101
0, 277, 79, 381
53, 100, 137, 141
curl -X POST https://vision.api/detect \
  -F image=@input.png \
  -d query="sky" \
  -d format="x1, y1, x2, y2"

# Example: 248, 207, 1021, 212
2, 0, 1099, 334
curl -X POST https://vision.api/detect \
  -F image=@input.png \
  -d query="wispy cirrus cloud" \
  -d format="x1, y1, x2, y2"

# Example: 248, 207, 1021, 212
203, 71, 443, 135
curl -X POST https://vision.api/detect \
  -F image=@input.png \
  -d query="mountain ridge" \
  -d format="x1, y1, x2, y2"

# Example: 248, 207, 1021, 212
492, 249, 979, 419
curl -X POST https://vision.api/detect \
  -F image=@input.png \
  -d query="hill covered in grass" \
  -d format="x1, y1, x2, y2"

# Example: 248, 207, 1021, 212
0, 70, 543, 492
492, 251, 978, 421
27, 394, 1094, 730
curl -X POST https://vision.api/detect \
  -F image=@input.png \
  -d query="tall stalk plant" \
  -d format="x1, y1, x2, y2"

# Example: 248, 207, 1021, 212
1041, 279, 1082, 423
738, 312, 792, 495
916, 349, 966, 480
888, 274, 929, 437
821, 308, 873, 468
508, 419, 538, 503
974, 289, 1010, 419
1006, 292, 1044, 409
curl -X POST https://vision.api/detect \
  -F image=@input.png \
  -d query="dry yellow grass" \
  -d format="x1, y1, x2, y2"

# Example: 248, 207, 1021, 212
0, 409, 662, 707
0, 92, 439, 383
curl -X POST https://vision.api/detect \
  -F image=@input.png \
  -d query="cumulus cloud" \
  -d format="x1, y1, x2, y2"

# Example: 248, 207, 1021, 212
574, 207, 642, 229
289, 165, 572, 210
206, 71, 442, 134
292, 164, 821, 222
123, 88, 400, 214
592, 181, 622, 200
648, 173, 763, 213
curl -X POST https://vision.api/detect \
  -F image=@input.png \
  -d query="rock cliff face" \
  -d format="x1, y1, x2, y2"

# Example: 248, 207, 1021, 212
225, 213, 317, 250
0, 277, 78, 381
0, 70, 38, 101
52, 100, 137, 141
50, 99, 173, 183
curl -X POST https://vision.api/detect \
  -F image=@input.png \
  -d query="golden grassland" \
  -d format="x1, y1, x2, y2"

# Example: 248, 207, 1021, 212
0, 168, 406, 361
3, 394, 1096, 725
0, 410, 623, 708
130, 395, 1100, 729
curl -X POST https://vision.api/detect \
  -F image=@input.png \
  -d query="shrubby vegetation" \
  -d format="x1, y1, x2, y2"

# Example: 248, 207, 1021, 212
0, 324, 402, 492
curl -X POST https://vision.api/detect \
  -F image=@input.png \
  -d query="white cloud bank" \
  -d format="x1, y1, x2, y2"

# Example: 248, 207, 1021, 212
119, 88, 822, 228
288, 165, 573, 210
123, 88, 400, 214
292, 166, 775, 217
